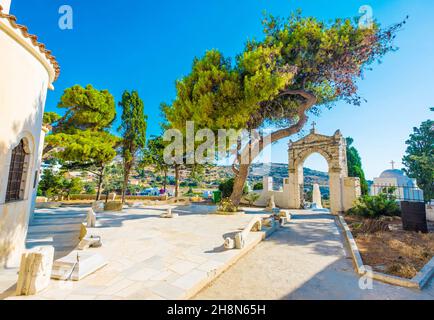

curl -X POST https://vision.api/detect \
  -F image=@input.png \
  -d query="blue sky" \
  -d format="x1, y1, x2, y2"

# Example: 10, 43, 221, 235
10, 0, 433, 179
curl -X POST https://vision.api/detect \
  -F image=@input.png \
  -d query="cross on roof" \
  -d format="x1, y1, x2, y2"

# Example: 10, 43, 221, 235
390, 160, 396, 170
311, 121, 317, 133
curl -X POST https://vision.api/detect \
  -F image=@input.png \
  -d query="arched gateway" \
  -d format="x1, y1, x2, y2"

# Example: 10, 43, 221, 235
287, 127, 361, 215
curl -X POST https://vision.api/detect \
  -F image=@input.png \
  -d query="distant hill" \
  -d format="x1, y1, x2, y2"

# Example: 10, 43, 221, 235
206, 163, 329, 189
139, 162, 329, 193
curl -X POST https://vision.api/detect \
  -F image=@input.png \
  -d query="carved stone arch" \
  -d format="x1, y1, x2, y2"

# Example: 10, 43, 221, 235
287, 129, 349, 214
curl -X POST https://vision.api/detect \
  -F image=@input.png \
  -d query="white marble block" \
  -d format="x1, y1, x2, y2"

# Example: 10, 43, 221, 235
160, 208, 179, 219
51, 251, 107, 281
312, 183, 323, 209
78, 235, 103, 250
86, 208, 97, 228
234, 232, 245, 249
16, 246, 55, 296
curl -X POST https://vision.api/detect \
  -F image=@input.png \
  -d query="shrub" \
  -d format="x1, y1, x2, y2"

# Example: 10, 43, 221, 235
104, 201, 123, 212
218, 178, 248, 198
253, 182, 264, 191
348, 189, 401, 219
218, 198, 239, 213
244, 192, 260, 206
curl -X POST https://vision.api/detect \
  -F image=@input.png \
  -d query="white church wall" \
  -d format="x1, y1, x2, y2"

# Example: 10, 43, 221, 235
0, 14, 54, 267
254, 176, 291, 209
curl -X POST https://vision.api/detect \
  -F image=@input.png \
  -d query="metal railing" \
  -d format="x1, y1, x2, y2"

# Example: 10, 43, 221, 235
369, 184, 425, 203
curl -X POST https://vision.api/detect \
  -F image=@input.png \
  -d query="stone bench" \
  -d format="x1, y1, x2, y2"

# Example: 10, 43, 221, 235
224, 217, 263, 250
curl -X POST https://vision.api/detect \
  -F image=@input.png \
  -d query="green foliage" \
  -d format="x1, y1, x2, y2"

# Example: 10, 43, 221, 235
38, 169, 83, 199
118, 90, 147, 202
46, 131, 119, 166
44, 84, 119, 200
43, 112, 61, 126
184, 187, 195, 197
253, 182, 264, 190
219, 178, 248, 198
102, 162, 124, 194
163, 13, 403, 136
84, 182, 97, 195
142, 136, 170, 184
55, 84, 116, 132
244, 192, 260, 206
402, 118, 434, 202
38, 168, 64, 198
346, 137, 368, 195
348, 188, 401, 218
63, 178, 84, 198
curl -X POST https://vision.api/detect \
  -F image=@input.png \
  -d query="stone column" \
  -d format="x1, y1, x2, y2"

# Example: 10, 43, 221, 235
343, 177, 361, 212
329, 170, 344, 215
288, 166, 303, 209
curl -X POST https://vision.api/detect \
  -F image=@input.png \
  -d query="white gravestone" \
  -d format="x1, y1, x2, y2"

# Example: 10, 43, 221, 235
266, 195, 276, 211
16, 246, 54, 296
160, 208, 179, 219
312, 184, 323, 209
86, 208, 97, 228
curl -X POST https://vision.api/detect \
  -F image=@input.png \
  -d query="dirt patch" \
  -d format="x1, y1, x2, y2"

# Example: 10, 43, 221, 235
344, 216, 434, 279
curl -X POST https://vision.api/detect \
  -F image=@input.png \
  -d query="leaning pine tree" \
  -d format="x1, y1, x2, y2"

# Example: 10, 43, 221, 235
163, 12, 406, 206
118, 91, 147, 204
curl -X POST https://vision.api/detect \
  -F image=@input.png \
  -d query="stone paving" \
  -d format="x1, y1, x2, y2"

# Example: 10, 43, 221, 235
195, 210, 434, 300
0, 205, 266, 300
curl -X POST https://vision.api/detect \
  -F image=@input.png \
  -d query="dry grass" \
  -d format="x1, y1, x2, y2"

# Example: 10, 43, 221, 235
345, 216, 434, 279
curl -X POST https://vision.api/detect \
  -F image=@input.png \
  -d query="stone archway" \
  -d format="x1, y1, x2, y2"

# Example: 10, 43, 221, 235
287, 128, 360, 214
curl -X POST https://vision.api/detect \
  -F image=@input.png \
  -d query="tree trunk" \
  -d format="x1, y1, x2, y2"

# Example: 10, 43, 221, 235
163, 170, 167, 192
229, 89, 317, 206
229, 163, 250, 205
122, 162, 132, 204
175, 164, 180, 198
96, 165, 105, 201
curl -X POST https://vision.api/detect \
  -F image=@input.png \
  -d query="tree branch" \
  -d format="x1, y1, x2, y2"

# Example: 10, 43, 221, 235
233, 89, 317, 166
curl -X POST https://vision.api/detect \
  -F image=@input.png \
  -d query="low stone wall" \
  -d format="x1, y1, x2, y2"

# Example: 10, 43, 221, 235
68, 194, 168, 201
337, 215, 434, 289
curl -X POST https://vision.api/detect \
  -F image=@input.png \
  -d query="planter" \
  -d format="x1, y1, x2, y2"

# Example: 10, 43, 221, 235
215, 211, 245, 216
35, 202, 62, 209
104, 201, 123, 212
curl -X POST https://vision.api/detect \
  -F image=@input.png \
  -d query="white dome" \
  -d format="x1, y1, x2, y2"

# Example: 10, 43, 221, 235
380, 169, 404, 179
379, 169, 413, 186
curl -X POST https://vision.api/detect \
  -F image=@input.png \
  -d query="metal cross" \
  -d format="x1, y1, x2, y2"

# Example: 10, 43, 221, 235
390, 160, 396, 170
311, 121, 317, 132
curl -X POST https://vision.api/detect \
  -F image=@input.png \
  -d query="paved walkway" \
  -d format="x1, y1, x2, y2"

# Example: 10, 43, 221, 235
1, 205, 266, 300
195, 210, 434, 300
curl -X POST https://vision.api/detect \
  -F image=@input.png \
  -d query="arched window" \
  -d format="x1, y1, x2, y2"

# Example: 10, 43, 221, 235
5, 140, 29, 202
